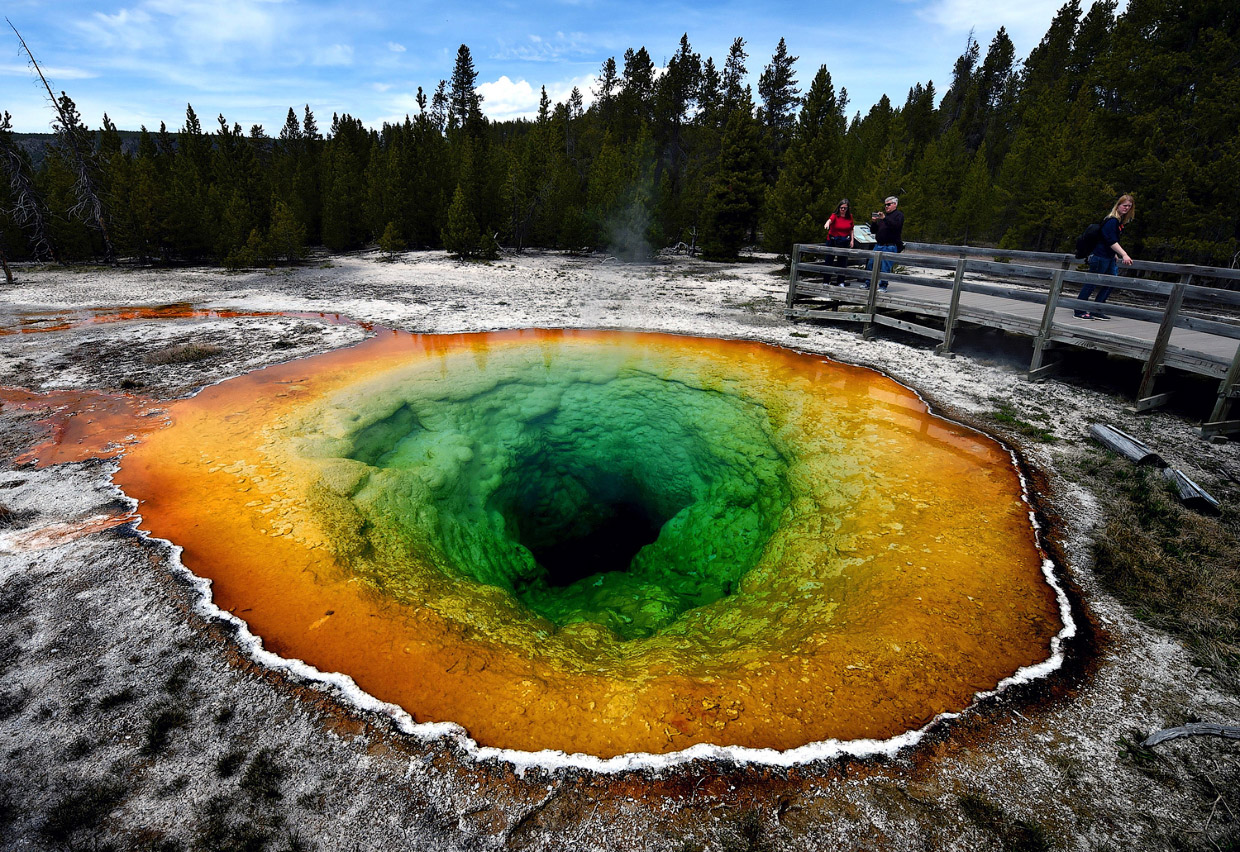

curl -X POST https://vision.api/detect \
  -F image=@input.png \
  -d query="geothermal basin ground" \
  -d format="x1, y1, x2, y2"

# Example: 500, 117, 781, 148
0, 249, 1238, 851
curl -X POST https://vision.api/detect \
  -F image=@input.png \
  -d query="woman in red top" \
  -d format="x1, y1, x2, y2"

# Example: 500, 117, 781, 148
823, 199, 855, 285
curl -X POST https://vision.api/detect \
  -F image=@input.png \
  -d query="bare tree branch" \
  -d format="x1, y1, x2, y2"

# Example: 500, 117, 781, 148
8, 17, 116, 262
0, 110, 58, 263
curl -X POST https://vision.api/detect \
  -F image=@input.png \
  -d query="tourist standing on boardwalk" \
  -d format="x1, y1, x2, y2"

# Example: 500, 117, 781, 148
823, 199, 855, 285
1075, 194, 1135, 320
868, 197, 904, 291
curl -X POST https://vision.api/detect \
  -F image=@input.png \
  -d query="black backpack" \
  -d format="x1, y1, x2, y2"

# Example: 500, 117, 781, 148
1074, 222, 1103, 259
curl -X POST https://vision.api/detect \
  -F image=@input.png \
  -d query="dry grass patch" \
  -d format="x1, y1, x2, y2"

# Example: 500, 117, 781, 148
1081, 454, 1240, 688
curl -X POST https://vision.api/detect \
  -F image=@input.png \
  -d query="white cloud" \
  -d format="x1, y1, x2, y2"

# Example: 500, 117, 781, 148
313, 44, 355, 66
74, 0, 284, 65
492, 31, 595, 63
0, 64, 98, 80
387, 42, 407, 53
477, 76, 538, 117
478, 74, 599, 120
918, 0, 1119, 55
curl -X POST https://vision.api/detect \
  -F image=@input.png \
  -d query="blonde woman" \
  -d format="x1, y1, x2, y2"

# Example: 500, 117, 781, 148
1075, 194, 1135, 320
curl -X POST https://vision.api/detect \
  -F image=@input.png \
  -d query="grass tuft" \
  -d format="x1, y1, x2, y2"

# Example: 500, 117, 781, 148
216, 748, 247, 779
40, 779, 128, 843
989, 400, 1057, 443
98, 686, 137, 711
142, 705, 190, 756
959, 792, 1050, 852
0, 688, 31, 721
163, 658, 195, 695
240, 748, 285, 801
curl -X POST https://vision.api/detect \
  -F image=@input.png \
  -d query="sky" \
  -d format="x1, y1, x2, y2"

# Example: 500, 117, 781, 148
2, 0, 1100, 135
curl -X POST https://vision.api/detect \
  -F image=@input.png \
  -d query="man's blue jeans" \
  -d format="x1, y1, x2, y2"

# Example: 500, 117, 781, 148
866, 244, 899, 286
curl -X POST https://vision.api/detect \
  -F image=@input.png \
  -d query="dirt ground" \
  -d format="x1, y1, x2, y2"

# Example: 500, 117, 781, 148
1, 249, 1238, 851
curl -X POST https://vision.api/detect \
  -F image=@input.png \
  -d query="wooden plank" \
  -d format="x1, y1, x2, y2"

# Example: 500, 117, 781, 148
839, 243, 1240, 282
1162, 341, 1235, 374
1047, 333, 1152, 363
1162, 468, 1222, 514
958, 282, 1049, 304
871, 313, 947, 341
1183, 285, 1240, 309
1061, 269, 1174, 296
786, 244, 801, 309
964, 258, 1058, 280
1028, 361, 1063, 381
1177, 313, 1240, 340
953, 308, 1043, 335
1030, 269, 1066, 377
1201, 418, 1240, 438
1206, 340, 1240, 429
937, 257, 967, 355
787, 308, 869, 324
904, 242, 1077, 265
1138, 279, 1187, 401
862, 253, 883, 338
1129, 260, 1240, 281
1133, 391, 1175, 412
1088, 423, 1166, 466
1144, 722, 1240, 747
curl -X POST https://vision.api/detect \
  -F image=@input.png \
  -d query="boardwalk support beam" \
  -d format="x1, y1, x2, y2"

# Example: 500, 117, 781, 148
861, 251, 882, 340
1028, 269, 1066, 380
1203, 339, 1240, 438
1135, 276, 1188, 411
935, 257, 967, 357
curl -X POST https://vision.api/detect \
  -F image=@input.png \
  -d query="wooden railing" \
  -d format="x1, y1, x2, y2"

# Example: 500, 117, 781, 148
786, 241, 1240, 438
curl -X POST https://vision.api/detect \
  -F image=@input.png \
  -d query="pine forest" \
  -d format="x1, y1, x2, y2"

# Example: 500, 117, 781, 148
1, 0, 1236, 271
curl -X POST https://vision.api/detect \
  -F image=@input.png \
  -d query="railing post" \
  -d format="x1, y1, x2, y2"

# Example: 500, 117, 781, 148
862, 248, 882, 339
1135, 276, 1188, 410
1028, 269, 1066, 380
936, 256, 967, 356
1203, 340, 1240, 439
786, 244, 801, 311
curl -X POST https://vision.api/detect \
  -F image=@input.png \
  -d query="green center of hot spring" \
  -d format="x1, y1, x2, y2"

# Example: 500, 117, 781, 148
302, 347, 792, 640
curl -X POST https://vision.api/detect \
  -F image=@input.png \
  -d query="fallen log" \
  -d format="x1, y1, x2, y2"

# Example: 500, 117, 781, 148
1162, 467, 1222, 515
1088, 423, 1166, 467
1143, 722, 1240, 747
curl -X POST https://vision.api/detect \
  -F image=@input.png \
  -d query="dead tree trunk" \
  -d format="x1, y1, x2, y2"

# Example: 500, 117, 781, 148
8, 19, 116, 263
0, 110, 58, 263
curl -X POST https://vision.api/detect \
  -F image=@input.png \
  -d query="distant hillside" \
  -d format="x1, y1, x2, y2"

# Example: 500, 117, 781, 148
12, 131, 145, 165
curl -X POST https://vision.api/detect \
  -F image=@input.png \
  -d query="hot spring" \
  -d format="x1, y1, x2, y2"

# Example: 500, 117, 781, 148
115, 329, 1064, 758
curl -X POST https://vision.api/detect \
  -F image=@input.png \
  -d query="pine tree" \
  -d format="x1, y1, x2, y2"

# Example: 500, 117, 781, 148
720, 38, 749, 117
953, 144, 996, 244
268, 199, 307, 262
761, 65, 845, 257
757, 38, 801, 163
701, 102, 764, 260
442, 183, 483, 258
616, 47, 656, 143
448, 45, 485, 135
594, 57, 621, 135
377, 220, 407, 259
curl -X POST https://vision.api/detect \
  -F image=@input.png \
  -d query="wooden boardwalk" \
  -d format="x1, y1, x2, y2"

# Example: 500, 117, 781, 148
785, 242, 1240, 438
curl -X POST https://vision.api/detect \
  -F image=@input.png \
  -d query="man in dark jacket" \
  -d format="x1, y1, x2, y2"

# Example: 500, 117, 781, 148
868, 196, 904, 291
